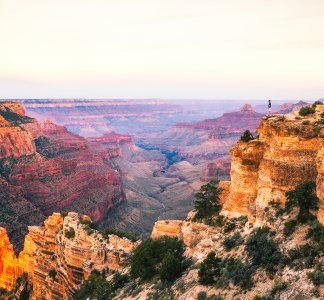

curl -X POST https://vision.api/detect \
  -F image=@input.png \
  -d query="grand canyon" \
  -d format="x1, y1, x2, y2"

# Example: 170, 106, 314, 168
0, 99, 323, 299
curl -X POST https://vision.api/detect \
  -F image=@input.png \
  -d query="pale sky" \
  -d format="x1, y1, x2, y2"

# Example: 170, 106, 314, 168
0, 0, 323, 100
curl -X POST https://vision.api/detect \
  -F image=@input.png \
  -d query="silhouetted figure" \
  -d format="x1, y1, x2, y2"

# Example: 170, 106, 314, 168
268, 100, 271, 115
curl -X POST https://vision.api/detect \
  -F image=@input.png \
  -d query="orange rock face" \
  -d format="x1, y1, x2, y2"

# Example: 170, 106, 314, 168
0, 213, 138, 299
0, 228, 21, 290
222, 114, 324, 223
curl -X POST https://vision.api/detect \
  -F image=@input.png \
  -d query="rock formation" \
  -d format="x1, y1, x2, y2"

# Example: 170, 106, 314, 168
0, 102, 124, 251
222, 106, 324, 223
0, 213, 138, 299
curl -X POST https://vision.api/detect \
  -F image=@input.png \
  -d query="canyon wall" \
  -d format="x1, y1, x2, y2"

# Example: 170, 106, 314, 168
222, 107, 324, 223
0, 213, 138, 299
0, 102, 124, 251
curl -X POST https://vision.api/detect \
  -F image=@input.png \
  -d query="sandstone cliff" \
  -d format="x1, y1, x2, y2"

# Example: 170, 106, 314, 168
0, 213, 138, 299
222, 107, 324, 223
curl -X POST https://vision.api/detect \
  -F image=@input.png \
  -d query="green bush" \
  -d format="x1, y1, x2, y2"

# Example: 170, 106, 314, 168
130, 236, 186, 282
302, 120, 310, 125
306, 220, 324, 251
240, 130, 254, 142
308, 270, 324, 286
160, 250, 183, 282
285, 182, 318, 223
193, 180, 223, 220
246, 227, 282, 273
64, 227, 75, 239
197, 291, 207, 300
312, 100, 323, 108
112, 272, 129, 290
102, 228, 138, 242
208, 296, 223, 300
223, 222, 236, 233
283, 219, 298, 236
198, 252, 254, 289
299, 106, 315, 116
223, 232, 243, 251
0, 156, 16, 179
286, 243, 320, 269
198, 252, 222, 285
0, 107, 33, 125
73, 270, 113, 300
321, 112, 324, 118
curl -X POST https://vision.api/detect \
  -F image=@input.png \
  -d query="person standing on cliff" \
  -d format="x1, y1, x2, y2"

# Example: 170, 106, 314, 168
268, 99, 272, 115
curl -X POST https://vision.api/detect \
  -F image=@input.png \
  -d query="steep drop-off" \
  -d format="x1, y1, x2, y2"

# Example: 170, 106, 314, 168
222, 106, 324, 223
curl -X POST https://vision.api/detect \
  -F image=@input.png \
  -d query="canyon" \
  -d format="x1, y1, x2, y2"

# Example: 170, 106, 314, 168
0, 102, 323, 299
0, 102, 124, 251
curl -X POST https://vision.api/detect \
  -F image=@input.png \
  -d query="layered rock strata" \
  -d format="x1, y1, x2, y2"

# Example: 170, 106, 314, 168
0, 213, 138, 299
222, 108, 324, 223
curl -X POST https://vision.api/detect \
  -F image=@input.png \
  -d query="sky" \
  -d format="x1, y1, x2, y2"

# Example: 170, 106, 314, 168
0, 0, 323, 100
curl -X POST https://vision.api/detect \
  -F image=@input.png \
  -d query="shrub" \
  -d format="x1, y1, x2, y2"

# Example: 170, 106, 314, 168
208, 296, 223, 300
287, 243, 320, 269
80, 218, 98, 230
241, 130, 254, 142
246, 227, 282, 273
193, 180, 223, 220
73, 270, 113, 300
302, 120, 310, 125
285, 182, 318, 223
269, 200, 285, 217
223, 232, 244, 251
64, 227, 75, 239
0, 156, 16, 179
321, 112, 324, 118
198, 252, 222, 285
102, 228, 138, 242
299, 106, 315, 116
306, 220, 324, 250
48, 269, 57, 280
60, 212, 68, 219
160, 251, 183, 282
308, 270, 324, 286
270, 280, 287, 296
312, 100, 323, 108
198, 252, 254, 289
112, 272, 129, 290
0, 107, 33, 125
197, 291, 207, 300
223, 222, 236, 233
130, 236, 186, 282
283, 219, 298, 236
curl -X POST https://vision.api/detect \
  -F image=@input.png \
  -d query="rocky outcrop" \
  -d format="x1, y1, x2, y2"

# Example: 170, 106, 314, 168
0, 228, 20, 290
222, 108, 324, 223
0, 102, 25, 116
0, 213, 138, 299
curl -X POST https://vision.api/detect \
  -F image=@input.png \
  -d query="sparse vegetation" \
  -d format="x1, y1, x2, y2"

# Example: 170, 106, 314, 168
223, 232, 244, 251
302, 120, 310, 125
73, 270, 113, 300
312, 100, 323, 108
285, 181, 318, 223
246, 227, 282, 273
64, 227, 75, 239
130, 236, 187, 282
48, 269, 57, 280
193, 180, 223, 221
299, 106, 315, 116
240, 130, 254, 142
198, 252, 254, 289
283, 219, 298, 236
102, 227, 138, 242
0, 107, 33, 125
